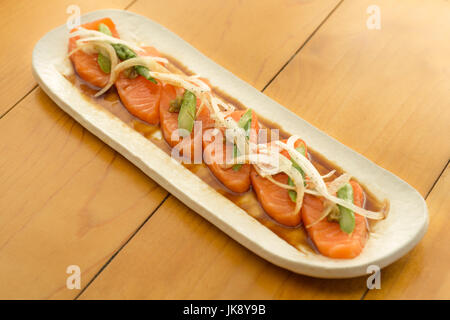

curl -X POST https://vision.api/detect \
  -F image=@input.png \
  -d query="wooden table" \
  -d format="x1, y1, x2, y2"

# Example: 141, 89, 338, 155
0, 0, 448, 300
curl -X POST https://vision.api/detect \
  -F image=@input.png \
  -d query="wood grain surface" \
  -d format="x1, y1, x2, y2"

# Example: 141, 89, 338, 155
0, 0, 448, 300
0, 0, 343, 299
79, 0, 450, 300
0, 0, 133, 117
0, 88, 167, 299
128, 0, 341, 90
264, 0, 450, 197
365, 164, 449, 300
79, 196, 366, 300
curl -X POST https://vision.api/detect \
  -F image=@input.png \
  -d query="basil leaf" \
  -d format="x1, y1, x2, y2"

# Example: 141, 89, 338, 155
97, 52, 111, 73
337, 183, 355, 234
98, 23, 112, 36
177, 90, 196, 136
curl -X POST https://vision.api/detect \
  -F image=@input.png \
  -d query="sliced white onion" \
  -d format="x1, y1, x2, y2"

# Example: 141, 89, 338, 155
67, 43, 97, 58
321, 170, 336, 179
327, 173, 351, 195
113, 56, 169, 75
150, 72, 210, 96
276, 138, 385, 220
188, 77, 211, 92
254, 165, 295, 190
72, 28, 144, 52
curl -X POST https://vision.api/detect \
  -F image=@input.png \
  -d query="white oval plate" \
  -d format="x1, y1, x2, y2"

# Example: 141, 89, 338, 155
32, 9, 428, 278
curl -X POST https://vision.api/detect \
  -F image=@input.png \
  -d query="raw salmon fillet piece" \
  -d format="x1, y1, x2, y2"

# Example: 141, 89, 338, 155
68, 18, 119, 88
250, 138, 307, 227
301, 181, 367, 259
115, 47, 163, 125
203, 110, 258, 193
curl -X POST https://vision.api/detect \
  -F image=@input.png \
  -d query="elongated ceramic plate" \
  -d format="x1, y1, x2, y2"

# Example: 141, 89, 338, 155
32, 9, 428, 278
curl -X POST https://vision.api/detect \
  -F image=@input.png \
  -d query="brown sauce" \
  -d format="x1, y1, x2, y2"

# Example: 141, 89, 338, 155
66, 55, 385, 255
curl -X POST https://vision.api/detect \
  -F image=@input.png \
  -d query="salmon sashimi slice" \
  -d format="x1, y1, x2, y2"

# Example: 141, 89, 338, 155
68, 18, 119, 88
204, 141, 252, 193
159, 84, 213, 160
250, 138, 307, 227
115, 47, 163, 125
301, 180, 367, 259
203, 110, 259, 193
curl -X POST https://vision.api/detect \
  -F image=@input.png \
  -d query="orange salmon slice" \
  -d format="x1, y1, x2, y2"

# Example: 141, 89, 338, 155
159, 84, 213, 160
68, 18, 119, 88
202, 110, 259, 193
250, 138, 307, 227
301, 180, 367, 259
115, 47, 163, 125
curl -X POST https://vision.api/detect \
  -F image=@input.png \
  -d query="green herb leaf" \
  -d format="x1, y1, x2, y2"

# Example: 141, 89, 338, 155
134, 65, 157, 84
238, 109, 252, 133
111, 43, 136, 60
177, 90, 197, 136
231, 109, 253, 171
110, 44, 157, 83
97, 52, 111, 73
288, 177, 297, 202
290, 146, 306, 179
337, 183, 355, 234
98, 23, 112, 36
287, 145, 307, 203
232, 144, 242, 171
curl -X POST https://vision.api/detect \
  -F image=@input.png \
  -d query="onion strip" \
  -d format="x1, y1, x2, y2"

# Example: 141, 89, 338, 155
72, 28, 145, 52
276, 138, 385, 220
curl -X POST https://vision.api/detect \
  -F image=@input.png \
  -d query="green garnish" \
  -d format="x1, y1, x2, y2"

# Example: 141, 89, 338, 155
169, 96, 183, 113
232, 145, 242, 171
288, 178, 297, 202
237, 109, 252, 133
337, 183, 355, 234
111, 43, 136, 60
232, 109, 253, 171
287, 145, 307, 203
177, 90, 197, 136
97, 23, 157, 84
98, 23, 112, 36
134, 65, 157, 84
110, 44, 157, 83
97, 52, 111, 73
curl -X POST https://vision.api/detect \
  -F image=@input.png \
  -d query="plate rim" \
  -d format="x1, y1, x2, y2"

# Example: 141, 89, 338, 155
31, 9, 429, 279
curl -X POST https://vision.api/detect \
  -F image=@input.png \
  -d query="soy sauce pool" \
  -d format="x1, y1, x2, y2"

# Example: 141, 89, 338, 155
66, 56, 386, 256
